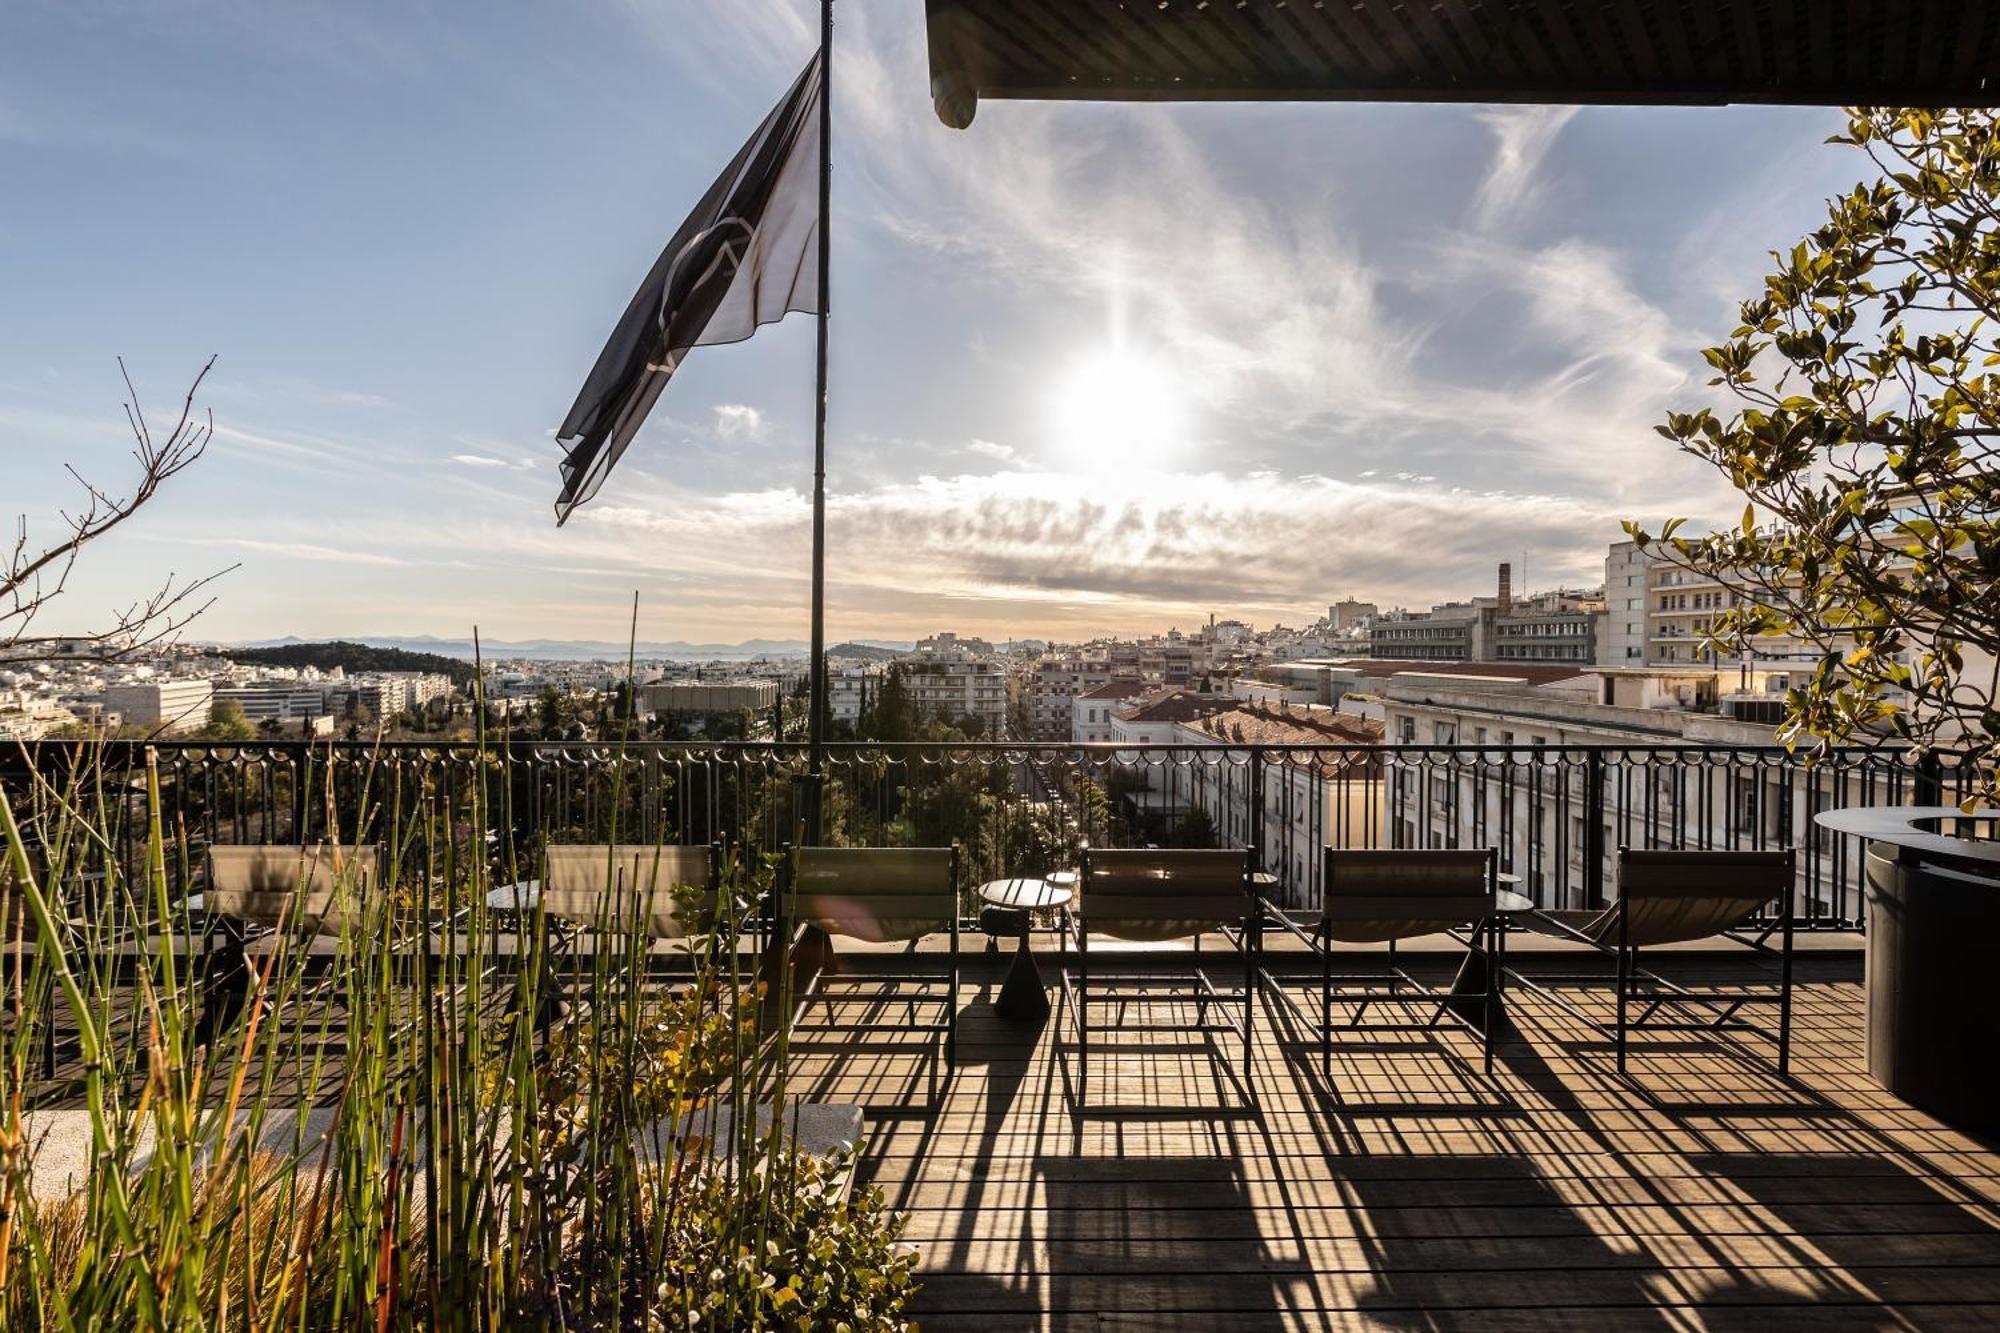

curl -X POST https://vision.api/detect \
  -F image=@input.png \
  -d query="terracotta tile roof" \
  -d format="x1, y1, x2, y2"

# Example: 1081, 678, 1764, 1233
1118, 690, 1234, 724
1187, 703, 1385, 748
1076, 677, 1150, 701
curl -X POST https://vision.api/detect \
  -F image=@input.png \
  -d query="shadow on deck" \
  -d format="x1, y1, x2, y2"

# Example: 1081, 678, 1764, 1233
788, 946, 2000, 1331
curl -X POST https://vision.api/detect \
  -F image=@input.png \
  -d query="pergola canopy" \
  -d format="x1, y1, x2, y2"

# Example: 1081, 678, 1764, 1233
924, 1, 1998, 128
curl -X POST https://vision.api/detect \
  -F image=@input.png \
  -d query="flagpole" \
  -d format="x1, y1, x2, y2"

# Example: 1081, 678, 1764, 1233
805, 0, 833, 844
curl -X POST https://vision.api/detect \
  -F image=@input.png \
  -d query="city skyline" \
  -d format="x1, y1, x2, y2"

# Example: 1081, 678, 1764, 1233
8, 0, 1865, 646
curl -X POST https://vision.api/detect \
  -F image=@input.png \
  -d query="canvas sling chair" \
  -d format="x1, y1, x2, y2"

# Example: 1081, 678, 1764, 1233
1507, 846, 1795, 1074
1059, 847, 1260, 1108
1258, 847, 1503, 1078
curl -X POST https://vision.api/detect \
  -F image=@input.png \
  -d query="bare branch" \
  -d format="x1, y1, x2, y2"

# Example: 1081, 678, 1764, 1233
2, 357, 229, 661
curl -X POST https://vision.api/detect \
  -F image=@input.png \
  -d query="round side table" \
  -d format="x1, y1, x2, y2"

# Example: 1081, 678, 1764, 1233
977, 877, 1073, 1022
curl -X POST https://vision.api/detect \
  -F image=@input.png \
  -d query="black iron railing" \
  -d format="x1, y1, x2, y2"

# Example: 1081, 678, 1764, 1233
1, 740, 1971, 928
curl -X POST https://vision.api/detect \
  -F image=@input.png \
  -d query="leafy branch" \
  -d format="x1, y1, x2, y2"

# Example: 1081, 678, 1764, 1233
1633, 108, 2000, 804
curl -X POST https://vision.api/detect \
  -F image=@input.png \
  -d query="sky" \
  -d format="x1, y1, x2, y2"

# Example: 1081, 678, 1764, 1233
2, 1, 1873, 647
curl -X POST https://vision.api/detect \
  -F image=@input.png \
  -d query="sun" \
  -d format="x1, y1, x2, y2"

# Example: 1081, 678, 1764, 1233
1049, 346, 1185, 473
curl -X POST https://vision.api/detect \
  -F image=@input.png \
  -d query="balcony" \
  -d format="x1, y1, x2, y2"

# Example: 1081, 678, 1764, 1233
3, 739, 1990, 1325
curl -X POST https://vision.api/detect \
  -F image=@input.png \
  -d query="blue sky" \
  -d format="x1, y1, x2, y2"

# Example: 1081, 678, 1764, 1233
5, 1, 1865, 645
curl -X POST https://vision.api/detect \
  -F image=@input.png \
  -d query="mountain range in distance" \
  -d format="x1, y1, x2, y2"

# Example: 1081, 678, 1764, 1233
223, 635, 915, 663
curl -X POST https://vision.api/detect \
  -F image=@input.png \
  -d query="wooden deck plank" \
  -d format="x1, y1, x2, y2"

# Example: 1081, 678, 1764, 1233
814, 960, 2000, 1325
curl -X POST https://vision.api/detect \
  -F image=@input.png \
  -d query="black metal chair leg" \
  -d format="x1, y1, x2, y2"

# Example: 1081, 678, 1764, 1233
1483, 916, 1497, 1074
1616, 946, 1631, 1074
1321, 929, 1332, 1078
1778, 895, 1795, 1076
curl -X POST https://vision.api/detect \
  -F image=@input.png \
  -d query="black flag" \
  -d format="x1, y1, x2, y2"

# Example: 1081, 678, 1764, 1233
553, 54, 823, 525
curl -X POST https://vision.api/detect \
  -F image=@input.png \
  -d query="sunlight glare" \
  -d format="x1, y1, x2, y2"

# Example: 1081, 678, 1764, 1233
1049, 347, 1185, 474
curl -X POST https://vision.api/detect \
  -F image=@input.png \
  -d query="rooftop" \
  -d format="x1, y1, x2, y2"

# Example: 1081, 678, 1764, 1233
1189, 701, 1385, 747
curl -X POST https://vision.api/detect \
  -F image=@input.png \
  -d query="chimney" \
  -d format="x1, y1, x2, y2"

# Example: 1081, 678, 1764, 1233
1497, 562, 1513, 618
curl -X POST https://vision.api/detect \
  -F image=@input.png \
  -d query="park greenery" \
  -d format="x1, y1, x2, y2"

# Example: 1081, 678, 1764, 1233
222, 642, 478, 688
1636, 107, 2000, 804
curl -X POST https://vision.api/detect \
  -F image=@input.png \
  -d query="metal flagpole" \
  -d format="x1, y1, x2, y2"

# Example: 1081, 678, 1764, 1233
804, 0, 833, 844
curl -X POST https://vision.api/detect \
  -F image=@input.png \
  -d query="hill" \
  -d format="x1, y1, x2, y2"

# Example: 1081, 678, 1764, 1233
230, 634, 814, 662
224, 640, 477, 686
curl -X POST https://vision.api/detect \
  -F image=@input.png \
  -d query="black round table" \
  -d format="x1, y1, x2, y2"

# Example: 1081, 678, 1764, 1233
978, 877, 1073, 1022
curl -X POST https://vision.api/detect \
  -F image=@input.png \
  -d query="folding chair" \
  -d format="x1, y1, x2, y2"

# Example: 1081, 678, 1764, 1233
530, 842, 732, 1024
195, 843, 384, 1053
783, 846, 960, 1073
1509, 846, 1796, 1074
1259, 848, 1502, 1075
1059, 847, 1258, 1107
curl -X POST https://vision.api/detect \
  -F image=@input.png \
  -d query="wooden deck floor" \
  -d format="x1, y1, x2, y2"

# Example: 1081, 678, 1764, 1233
785, 949, 2000, 1331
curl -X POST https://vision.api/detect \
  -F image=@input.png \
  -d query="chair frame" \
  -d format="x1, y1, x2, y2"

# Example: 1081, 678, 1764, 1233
1058, 846, 1260, 1108
779, 844, 961, 1076
194, 842, 387, 1071
1257, 847, 1503, 1077
1504, 845, 1796, 1075
532, 841, 733, 1032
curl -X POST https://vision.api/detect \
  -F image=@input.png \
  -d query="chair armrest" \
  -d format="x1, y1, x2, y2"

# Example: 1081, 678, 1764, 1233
1521, 908, 1612, 950
1250, 887, 1315, 944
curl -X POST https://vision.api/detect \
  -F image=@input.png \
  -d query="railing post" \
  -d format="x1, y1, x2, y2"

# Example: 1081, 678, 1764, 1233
1584, 748, 1607, 910
793, 770, 824, 848
1914, 749, 1945, 807
290, 740, 310, 841
1248, 747, 1265, 875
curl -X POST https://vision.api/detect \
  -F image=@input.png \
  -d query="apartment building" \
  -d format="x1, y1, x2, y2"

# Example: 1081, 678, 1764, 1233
213, 683, 335, 721
644, 680, 781, 715
1172, 702, 1384, 906
102, 679, 215, 732
1029, 655, 1121, 739
1370, 600, 1495, 661
899, 641, 1008, 736
1491, 588, 1604, 664
1328, 598, 1378, 631
1372, 565, 1604, 667
827, 665, 882, 724
1604, 539, 1832, 668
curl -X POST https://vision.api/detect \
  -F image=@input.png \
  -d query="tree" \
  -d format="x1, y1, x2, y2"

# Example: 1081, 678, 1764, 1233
196, 698, 257, 742
3, 359, 231, 660
859, 666, 918, 742
1634, 108, 2000, 803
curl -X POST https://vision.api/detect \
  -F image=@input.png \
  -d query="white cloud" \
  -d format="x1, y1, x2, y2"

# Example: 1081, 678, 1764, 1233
1469, 105, 1579, 230
965, 438, 1016, 463
712, 403, 765, 440
450, 453, 510, 468
545, 468, 1628, 630
149, 536, 409, 568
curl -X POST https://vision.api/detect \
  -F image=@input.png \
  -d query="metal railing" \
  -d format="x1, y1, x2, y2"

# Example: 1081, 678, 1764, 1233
1, 739, 1973, 929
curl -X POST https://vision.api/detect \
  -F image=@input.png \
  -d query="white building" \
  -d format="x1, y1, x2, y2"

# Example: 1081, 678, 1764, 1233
103, 678, 215, 733
898, 641, 1008, 737
1071, 679, 1149, 743
828, 665, 882, 724
1604, 539, 1835, 669
1169, 702, 1385, 906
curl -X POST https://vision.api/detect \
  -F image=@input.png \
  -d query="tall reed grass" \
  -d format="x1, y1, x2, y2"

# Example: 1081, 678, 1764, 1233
0, 730, 917, 1330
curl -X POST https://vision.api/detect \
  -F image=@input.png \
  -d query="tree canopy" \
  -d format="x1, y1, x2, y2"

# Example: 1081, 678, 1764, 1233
1635, 108, 1999, 804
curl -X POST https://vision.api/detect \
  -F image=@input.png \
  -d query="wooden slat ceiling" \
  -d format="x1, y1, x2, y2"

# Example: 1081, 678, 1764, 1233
923, 0, 1999, 127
